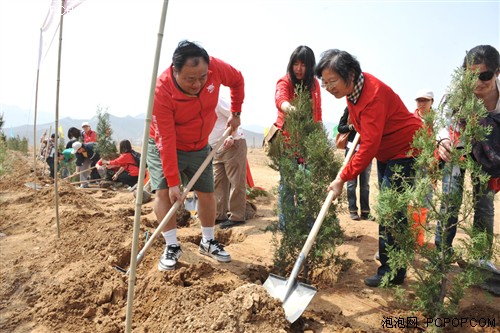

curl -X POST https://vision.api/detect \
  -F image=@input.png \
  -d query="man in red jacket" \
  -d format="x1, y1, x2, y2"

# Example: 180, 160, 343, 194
147, 40, 244, 271
315, 49, 422, 287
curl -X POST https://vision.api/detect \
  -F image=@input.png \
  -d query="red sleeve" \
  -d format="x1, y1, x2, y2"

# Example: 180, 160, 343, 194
90, 131, 97, 142
312, 79, 322, 122
274, 75, 293, 129
108, 153, 132, 167
340, 99, 384, 181
152, 84, 180, 187
110, 153, 139, 176
211, 57, 245, 113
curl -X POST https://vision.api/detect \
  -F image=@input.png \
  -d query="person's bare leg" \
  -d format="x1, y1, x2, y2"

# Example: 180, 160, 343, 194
196, 191, 216, 227
153, 188, 177, 231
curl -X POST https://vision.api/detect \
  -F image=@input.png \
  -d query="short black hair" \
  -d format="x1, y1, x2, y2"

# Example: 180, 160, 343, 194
463, 45, 500, 72
315, 49, 362, 83
67, 127, 81, 140
172, 40, 210, 70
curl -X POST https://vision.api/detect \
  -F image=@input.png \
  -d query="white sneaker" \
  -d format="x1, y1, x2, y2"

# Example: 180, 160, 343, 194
158, 245, 183, 271
199, 239, 231, 262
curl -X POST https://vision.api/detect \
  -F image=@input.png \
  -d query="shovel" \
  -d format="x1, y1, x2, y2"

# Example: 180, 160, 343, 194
121, 127, 232, 273
263, 132, 360, 323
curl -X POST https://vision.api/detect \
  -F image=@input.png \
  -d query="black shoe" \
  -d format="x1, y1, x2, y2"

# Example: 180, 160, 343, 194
215, 219, 228, 225
360, 213, 376, 221
220, 220, 245, 229
349, 212, 360, 221
364, 274, 404, 287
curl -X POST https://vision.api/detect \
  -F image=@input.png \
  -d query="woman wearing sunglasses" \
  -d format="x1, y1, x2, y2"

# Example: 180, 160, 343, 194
435, 45, 499, 271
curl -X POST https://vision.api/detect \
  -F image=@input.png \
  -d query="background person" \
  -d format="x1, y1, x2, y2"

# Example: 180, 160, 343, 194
71, 141, 101, 188
337, 106, 373, 221
411, 88, 436, 243
67, 127, 82, 149
147, 40, 244, 271
101, 139, 139, 188
316, 49, 422, 287
209, 96, 247, 229
414, 89, 434, 120
435, 45, 499, 269
81, 122, 97, 143
274, 45, 322, 229
45, 133, 57, 178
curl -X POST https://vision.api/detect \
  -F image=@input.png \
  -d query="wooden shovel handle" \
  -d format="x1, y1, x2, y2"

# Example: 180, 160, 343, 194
134, 127, 232, 267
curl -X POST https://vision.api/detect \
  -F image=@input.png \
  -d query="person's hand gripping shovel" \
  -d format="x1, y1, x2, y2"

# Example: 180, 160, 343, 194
263, 132, 360, 323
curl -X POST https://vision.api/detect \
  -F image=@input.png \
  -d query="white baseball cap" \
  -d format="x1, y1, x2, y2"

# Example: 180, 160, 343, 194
415, 89, 434, 100
72, 141, 82, 153
82, 121, 90, 128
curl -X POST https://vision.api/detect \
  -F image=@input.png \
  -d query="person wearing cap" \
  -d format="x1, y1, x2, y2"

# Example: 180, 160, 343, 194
316, 49, 423, 287
71, 141, 101, 187
411, 89, 437, 246
147, 40, 244, 271
414, 89, 434, 120
81, 122, 97, 143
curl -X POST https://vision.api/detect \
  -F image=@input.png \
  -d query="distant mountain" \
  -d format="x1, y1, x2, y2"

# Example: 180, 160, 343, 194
1, 104, 53, 127
5, 114, 265, 149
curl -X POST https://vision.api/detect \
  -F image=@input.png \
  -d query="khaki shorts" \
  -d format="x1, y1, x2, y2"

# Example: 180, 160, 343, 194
147, 138, 214, 193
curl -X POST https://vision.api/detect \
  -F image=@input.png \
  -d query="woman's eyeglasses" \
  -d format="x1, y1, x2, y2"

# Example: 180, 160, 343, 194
478, 70, 495, 82
321, 80, 338, 89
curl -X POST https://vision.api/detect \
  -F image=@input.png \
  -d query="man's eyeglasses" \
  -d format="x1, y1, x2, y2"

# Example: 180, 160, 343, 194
478, 70, 496, 82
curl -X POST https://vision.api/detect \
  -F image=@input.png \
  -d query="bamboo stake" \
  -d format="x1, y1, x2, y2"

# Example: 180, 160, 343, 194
125, 1, 170, 332
53, 3, 65, 238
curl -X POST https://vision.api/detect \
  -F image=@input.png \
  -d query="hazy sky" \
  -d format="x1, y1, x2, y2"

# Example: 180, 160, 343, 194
0, 0, 499, 130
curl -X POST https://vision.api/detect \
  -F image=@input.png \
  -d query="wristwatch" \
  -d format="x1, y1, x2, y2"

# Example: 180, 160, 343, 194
232, 112, 241, 117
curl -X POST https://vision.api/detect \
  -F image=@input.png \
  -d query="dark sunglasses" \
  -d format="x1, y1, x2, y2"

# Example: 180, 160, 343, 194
478, 70, 495, 82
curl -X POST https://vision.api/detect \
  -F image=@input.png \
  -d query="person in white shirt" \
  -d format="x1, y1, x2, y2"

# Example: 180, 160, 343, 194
209, 96, 247, 229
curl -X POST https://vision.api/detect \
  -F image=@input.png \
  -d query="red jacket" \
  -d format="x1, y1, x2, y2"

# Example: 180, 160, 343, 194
150, 56, 244, 187
341, 73, 422, 181
109, 153, 139, 176
83, 130, 97, 143
274, 75, 322, 129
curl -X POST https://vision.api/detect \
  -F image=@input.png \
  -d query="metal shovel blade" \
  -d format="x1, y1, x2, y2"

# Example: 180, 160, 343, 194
263, 273, 317, 323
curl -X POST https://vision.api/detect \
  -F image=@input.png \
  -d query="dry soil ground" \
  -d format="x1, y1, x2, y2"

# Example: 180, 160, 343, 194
0, 148, 499, 333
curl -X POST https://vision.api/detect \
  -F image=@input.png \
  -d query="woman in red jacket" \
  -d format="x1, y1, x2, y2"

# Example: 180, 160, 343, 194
315, 49, 422, 287
103, 140, 139, 187
274, 45, 322, 229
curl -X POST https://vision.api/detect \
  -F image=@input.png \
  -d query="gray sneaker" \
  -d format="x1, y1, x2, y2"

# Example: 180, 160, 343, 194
158, 245, 183, 271
199, 239, 231, 262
